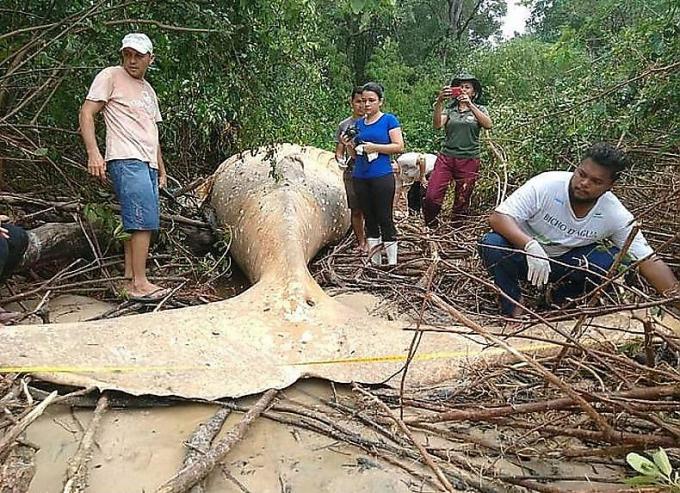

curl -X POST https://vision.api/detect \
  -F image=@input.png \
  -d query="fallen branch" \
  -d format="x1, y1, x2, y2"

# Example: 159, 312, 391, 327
181, 407, 231, 493
428, 293, 618, 439
155, 389, 277, 493
354, 384, 455, 493
0, 391, 57, 461
62, 392, 110, 493
407, 384, 680, 424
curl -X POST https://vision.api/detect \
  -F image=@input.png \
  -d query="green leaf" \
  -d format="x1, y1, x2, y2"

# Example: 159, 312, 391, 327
653, 448, 672, 477
627, 453, 661, 476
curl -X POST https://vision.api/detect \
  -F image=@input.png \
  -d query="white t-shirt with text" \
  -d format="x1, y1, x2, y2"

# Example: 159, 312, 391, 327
495, 171, 653, 259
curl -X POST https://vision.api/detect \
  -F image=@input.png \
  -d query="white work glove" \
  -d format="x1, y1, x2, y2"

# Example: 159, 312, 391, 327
524, 239, 551, 287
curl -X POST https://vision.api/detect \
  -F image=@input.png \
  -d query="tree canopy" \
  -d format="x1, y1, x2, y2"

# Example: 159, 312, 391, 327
0, 0, 677, 194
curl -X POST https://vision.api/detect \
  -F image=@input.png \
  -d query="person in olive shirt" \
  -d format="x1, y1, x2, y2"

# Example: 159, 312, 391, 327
424, 73, 492, 227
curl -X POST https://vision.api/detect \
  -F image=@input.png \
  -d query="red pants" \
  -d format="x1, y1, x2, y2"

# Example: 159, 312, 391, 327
423, 155, 480, 226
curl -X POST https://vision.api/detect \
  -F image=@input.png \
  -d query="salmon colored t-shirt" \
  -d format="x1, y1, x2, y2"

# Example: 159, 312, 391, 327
86, 66, 162, 169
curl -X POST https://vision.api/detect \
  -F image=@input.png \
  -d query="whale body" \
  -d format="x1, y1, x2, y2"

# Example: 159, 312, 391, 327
0, 144, 639, 398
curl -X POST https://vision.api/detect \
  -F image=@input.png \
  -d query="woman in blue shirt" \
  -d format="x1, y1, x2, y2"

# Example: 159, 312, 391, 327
344, 82, 404, 266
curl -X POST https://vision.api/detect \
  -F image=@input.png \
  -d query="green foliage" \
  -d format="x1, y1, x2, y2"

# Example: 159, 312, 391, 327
83, 203, 130, 242
625, 449, 680, 491
1, 0, 677, 202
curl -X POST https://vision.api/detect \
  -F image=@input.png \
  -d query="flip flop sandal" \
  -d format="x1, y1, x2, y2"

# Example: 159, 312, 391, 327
127, 288, 172, 303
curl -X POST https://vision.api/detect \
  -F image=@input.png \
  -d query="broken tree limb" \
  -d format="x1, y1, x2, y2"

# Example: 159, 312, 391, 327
0, 391, 56, 462
155, 389, 277, 493
182, 407, 232, 493
0, 193, 211, 230
353, 384, 523, 493
20, 222, 92, 267
354, 384, 455, 493
407, 384, 680, 424
427, 293, 618, 440
62, 392, 110, 493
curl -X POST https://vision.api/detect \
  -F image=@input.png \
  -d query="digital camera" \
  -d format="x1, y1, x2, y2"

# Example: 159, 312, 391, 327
342, 124, 361, 144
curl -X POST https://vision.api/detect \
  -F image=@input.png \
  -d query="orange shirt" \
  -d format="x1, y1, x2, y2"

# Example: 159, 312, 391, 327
86, 66, 162, 168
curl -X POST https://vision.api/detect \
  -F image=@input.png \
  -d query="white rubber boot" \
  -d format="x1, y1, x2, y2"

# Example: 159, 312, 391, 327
385, 241, 398, 266
366, 237, 383, 266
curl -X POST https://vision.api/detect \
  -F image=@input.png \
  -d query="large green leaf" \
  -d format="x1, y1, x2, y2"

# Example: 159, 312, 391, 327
627, 452, 661, 476
350, 0, 366, 14
653, 448, 673, 477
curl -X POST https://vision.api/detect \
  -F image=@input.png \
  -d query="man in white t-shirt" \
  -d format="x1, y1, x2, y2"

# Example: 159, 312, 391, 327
479, 143, 679, 317
79, 33, 169, 302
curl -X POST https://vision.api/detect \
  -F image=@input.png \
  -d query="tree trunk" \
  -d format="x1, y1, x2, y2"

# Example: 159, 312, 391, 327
448, 0, 463, 36
20, 223, 92, 268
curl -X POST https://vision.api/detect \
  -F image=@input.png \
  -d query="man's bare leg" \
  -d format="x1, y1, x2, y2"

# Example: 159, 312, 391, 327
351, 209, 367, 252
128, 230, 163, 297
123, 240, 133, 279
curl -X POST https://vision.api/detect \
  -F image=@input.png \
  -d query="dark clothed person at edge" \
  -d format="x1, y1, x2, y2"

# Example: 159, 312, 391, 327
0, 215, 29, 325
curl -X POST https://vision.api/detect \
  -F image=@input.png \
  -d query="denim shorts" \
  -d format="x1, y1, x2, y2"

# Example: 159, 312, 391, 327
107, 159, 159, 231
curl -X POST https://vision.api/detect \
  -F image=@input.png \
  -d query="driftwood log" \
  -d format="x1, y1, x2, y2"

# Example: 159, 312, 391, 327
20, 223, 92, 268
156, 389, 277, 493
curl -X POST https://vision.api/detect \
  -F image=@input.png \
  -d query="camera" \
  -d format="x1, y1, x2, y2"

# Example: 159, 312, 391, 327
450, 86, 462, 98
342, 124, 361, 144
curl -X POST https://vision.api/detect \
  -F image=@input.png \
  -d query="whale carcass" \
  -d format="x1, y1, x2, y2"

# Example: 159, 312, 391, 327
0, 144, 641, 399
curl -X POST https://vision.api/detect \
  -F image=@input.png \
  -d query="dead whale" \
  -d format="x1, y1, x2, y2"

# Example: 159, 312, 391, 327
0, 144, 642, 399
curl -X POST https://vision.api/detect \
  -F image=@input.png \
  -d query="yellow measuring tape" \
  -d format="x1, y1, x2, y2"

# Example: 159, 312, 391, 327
0, 341, 560, 374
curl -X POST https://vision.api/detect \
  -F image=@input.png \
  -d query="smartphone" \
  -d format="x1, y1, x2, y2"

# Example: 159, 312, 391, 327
450, 86, 463, 98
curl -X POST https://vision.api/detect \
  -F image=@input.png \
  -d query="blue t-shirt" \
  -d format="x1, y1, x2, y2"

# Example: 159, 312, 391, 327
352, 113, 401, 179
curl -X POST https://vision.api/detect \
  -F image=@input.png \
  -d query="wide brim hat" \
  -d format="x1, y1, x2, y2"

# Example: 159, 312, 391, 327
450, 72, 482, 101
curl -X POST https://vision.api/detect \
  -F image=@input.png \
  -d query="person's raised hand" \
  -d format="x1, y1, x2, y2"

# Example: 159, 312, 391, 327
457, 93, 472, 105
524, 239, 551, 287
437, 86, 452, 103
87, 151, 107, 182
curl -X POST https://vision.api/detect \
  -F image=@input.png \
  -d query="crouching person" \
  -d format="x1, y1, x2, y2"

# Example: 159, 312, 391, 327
478, 143, 679, 317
